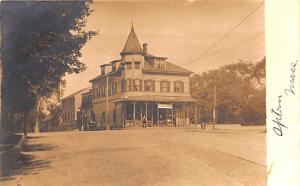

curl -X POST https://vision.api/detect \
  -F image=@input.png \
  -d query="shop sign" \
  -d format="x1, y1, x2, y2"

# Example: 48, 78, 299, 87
158, 104, 173, 109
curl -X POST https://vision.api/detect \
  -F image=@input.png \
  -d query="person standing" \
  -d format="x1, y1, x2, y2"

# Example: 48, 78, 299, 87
173, 114, 176, 127
142, 115, 147, 128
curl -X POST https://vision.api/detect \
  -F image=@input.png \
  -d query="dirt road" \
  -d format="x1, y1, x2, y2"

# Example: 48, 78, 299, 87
1, 128, 266, 186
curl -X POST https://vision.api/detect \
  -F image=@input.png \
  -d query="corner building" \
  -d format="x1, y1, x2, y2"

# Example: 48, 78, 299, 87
89, 26, 196, 129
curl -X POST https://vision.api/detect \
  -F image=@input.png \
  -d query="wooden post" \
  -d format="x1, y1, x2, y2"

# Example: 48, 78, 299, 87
140, 103, 142, 125
171, 104, 174, 126
213, 84, 216, 130
106, 76, 110, 130
145, 102, 148, 123
152, 103, 154, 125
157, 103, 159, 126
123, 102, 126, 127
133, 102, 136, 126
194, 103, 198, 125
183, 104, 186, 126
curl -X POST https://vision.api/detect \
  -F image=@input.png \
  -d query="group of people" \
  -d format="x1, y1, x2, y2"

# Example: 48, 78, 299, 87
141, 114, 177, 128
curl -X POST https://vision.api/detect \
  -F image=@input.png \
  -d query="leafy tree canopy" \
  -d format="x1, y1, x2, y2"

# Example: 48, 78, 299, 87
2, 1, 96, 114
191, 57, 265, 124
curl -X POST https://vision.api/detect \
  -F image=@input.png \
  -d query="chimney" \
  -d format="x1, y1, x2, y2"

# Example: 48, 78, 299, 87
143, 43, 148, 53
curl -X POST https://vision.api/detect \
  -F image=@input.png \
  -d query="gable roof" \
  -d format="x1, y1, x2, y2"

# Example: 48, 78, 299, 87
121, 25, 143, 54
143, 60, 193, 75
62, 86, 91, 100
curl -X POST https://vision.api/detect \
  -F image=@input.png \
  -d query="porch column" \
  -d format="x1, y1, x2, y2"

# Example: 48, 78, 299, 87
171, 103, 174, 126
152, 103, 154, 124
157, 103, 159, 126
194, 103, 198, 125
133, 102, 136, 126
145, 102, 148, 123
187, 103, 190, 126
140, 103, 142, 122
183, 104, 186, 125
123, 102, 126, 127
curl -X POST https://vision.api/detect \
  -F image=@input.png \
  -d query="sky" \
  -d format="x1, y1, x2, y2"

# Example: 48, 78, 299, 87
64, 0, 264, 96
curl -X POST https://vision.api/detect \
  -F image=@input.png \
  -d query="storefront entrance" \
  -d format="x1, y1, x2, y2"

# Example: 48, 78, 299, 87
122, 101, 194, 127
157, 104, 174, 126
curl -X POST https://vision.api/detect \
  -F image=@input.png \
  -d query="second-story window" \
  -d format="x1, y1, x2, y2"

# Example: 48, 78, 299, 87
174, 81, 184, 93
160, 81, 170, 93
114, 82, 118, 94
97, 88, 100, 98
108, 82, 113, 96
126, 62, 132, 70
133, 79, 142, 91
134, 61, 140, 69
99, 86, 104, 97
121, 79, 126, 92
126, 79, 132, 91
144, 80, 155, 92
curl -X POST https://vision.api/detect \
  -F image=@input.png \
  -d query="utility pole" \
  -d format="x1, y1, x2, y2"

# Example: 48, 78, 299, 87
212, 84, 217, 129
106, 75, 110, 130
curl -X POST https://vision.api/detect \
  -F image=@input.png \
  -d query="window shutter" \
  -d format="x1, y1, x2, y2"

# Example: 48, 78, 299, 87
128, 79, 131, 91
160, 81, 162, 92
121, 80, 125, 92
152, 80, 155, 91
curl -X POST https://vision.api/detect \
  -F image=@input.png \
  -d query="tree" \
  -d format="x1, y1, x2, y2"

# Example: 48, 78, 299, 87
191, 57, 266, 124
1, 1, 96, 139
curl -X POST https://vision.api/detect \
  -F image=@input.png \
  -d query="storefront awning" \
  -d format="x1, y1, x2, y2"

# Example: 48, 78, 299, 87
112, 95, 196, 103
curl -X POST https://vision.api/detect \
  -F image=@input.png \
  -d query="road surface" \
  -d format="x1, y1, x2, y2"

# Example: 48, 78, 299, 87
1, 127, 266, 186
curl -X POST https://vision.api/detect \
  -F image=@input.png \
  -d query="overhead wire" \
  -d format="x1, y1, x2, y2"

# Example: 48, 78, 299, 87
182, 2, 264, 68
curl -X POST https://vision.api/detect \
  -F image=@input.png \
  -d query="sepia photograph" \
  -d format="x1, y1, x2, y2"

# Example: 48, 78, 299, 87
0, 0, 266, 185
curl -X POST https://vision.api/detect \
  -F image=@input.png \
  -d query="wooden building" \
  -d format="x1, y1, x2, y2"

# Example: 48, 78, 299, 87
89, 26, 196, 129
61, 87, 91, 130
79, 90, 95, 130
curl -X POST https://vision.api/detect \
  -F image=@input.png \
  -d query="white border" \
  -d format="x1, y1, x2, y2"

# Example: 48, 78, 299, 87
266, 0, 300, 185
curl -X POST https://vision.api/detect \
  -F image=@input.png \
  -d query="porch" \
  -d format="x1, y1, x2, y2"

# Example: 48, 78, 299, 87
121, 101, 194, 127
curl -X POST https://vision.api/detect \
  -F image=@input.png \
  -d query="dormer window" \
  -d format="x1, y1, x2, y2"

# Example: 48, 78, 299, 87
125, 62, 132, 70
154, 60, 166, 69
159, 61, 166, 69
112, 63, 116, 71
101, 66, 105, 75
134, 61, 140, 69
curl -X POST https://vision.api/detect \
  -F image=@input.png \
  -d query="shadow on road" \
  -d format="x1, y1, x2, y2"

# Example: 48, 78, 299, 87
0, 141, 57, 182
25, 136, 45, 140
22, 143, 57, 152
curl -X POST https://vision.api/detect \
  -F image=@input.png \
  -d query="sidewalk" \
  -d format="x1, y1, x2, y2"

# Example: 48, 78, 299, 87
190, 124, 266, 133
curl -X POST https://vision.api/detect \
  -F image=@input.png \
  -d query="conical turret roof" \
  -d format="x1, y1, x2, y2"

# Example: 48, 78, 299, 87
121, 25, 143, 54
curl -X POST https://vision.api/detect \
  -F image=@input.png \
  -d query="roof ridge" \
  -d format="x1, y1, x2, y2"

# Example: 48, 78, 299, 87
62, 86, 91, 100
